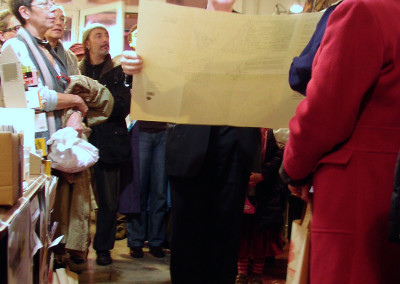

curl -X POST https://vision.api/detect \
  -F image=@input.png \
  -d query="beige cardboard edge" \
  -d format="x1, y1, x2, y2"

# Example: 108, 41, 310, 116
0, 45, 27, 108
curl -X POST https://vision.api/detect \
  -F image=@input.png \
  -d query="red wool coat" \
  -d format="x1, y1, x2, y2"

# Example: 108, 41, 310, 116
283, 0, 400, 283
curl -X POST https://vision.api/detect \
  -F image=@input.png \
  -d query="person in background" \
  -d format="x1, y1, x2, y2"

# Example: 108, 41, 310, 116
4, 0, 88, 141
121, 1, 262, 282
125, 24, 168, 260
4, 1, 113, 272
0, 9, 20, 46
69, 42, 85, 61
45, 5, 80, 76
44, 4, 91, 269
281, 0, 400, 283
79, 23, 133, 266
128, 119, 168, 259
236, 128, 285, 284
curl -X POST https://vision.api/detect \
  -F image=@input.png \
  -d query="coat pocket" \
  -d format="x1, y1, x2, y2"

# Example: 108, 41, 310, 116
313, 149, 353, 171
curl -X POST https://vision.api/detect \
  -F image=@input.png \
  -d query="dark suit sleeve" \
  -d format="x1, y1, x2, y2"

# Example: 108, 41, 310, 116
261, 129, 283, 183
288, 4, 339, 95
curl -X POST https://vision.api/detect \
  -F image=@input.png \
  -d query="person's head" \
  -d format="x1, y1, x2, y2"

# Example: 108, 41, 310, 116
207, 0, 236, 11
128, 24, 137, 50
45, 5, 66, 46
9, 0, 55, 38
82, 23, 109, 62
69, 43, 85, 61
0, 9, 21, 43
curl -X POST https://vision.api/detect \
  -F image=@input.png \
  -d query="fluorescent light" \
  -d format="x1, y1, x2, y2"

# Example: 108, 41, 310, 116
289, 3, 304, 13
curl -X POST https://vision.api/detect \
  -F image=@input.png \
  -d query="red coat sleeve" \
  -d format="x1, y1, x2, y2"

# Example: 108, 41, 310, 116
283, 0, 384, 180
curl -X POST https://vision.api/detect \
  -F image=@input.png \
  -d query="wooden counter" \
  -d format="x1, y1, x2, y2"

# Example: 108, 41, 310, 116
0, 174, 47, 241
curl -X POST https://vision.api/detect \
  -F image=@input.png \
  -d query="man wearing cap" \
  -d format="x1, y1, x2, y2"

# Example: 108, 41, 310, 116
79, 23, 132, 266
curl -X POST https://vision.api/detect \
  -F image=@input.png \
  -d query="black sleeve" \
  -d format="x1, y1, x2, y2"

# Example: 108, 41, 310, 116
260, 129, 283, 183
103, 66, 131, 119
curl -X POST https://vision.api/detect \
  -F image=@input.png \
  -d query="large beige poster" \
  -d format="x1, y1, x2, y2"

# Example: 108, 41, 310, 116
131, 0, 322, 128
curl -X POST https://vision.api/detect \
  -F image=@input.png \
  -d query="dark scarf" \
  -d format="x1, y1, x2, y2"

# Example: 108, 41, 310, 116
83, 58, 107, 81
79, 54, 112, 80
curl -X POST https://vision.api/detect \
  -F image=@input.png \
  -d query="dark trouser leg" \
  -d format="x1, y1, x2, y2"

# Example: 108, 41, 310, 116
93, 162, 119, 252
170, 151, 248, 284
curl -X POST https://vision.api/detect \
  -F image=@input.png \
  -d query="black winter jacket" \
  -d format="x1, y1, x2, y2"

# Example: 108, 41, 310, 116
79, 54, 131, 164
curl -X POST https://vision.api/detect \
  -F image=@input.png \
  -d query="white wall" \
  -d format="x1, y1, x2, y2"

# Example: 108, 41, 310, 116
236, 0, 302, 15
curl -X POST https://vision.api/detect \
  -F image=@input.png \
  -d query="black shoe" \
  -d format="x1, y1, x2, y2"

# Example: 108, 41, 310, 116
130, 247, 144, 258
149, 246, 165, 258
96, 251, 112, 265
70, 255, 86, 265
69, 249, 88, 265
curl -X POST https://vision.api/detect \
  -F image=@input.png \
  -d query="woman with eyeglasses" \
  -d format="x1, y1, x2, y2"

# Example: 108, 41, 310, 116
0, 9, 20, 45
2, 0, 88, 140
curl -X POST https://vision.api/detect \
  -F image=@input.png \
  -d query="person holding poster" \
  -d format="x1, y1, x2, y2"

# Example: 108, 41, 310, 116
122, 1, 262, 283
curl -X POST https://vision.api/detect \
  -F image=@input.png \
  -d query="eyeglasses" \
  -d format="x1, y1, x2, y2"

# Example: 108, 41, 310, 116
31, 1, 54, 9
3, 25, 21, 33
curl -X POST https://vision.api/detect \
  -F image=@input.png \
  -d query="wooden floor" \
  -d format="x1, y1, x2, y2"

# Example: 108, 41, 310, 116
75, 219, 288, 283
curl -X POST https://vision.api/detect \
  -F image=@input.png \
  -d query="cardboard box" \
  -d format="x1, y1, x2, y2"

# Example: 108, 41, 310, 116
0, 46, 27, 108
29, 152, 43, 176
0, 133, 22, 206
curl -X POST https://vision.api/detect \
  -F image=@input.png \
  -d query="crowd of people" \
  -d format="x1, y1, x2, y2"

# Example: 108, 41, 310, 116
1, 0, 400, 283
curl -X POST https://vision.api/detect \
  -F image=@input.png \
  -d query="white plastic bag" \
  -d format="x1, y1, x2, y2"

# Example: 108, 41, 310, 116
47, 127, 99, 173
274, 128, 289, 149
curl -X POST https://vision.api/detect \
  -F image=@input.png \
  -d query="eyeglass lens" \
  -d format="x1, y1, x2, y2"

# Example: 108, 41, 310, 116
4, 25, 21, 33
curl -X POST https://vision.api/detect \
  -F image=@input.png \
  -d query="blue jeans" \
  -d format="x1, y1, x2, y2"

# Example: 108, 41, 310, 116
127, 130, 168, 248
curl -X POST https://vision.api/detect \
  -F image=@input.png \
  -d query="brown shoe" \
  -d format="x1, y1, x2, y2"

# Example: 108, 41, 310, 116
68, 249, 88, 264
235, 273, 249, 284
249, 273, 263, 284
